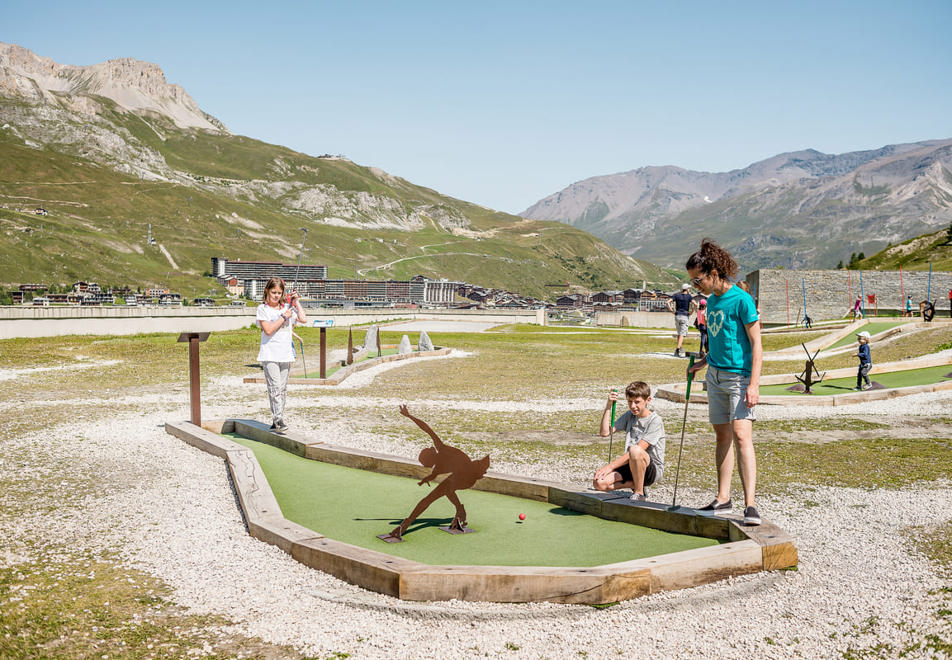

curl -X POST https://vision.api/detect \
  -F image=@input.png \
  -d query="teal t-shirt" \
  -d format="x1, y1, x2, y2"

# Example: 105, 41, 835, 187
706, 285, 758, 375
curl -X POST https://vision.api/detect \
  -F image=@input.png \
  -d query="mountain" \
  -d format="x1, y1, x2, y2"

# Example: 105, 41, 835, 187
0, 43, 677, 297
521, 140, 952, 273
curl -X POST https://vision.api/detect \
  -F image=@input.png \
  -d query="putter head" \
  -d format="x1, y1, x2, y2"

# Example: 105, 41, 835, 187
666, 504, 683, 512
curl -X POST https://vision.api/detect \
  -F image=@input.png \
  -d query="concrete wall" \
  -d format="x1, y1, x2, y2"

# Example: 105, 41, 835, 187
0, 306, 544, 339
595, 310, 687, 329
748, 269, 952, 324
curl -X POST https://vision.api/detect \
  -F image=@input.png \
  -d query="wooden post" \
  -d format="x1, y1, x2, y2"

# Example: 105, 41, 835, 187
320, 327, 327, 379
347, 327, 353, 365
177, 332, 209, 426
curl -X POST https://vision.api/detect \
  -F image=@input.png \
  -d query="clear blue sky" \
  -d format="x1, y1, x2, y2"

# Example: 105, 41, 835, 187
5, 1, 951, 214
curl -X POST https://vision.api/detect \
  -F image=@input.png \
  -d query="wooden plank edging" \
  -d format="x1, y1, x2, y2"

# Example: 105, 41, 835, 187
165, 420, 798, 603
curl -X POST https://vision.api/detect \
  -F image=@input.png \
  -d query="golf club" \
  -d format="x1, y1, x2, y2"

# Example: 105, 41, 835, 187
668, 354, 696, 511
605, 388, 617, 464
293, 332, 307, 378
288, 227, 308, 374
289, 227, 308, 302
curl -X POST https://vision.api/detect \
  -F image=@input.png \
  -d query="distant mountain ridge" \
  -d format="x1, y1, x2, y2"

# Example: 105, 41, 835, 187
522, 140, 952, 272
0, 43, 224, 132
0, 43, 676, 295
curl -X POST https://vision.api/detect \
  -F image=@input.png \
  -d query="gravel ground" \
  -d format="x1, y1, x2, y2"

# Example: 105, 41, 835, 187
3, 357, 951, 659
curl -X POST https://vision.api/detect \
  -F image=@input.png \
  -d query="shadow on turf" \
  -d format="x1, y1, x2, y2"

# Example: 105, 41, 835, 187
354, 516, 453, 536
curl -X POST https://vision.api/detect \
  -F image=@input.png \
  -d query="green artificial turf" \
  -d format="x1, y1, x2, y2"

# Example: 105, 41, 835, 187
228, 436, 719, 567
826, 321, 908, 350
759, 364, 952, 396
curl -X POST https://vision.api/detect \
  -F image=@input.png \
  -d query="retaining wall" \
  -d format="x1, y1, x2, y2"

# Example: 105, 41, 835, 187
749, 269, 952, 324
595, 310, 687, 329
0, 306, 544, 339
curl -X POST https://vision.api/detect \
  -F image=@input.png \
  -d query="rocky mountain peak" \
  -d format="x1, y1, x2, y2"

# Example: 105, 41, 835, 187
0, 42, 226, 132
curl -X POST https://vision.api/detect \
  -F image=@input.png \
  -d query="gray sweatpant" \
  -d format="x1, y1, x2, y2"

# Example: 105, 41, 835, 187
262, 361, 291, 425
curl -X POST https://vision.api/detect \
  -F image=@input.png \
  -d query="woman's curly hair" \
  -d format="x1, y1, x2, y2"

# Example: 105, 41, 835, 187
685, 239, 738, 280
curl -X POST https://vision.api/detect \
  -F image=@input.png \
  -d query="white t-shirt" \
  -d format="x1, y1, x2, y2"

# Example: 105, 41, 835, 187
256, 303, 296, 362
613, 410, 666, 479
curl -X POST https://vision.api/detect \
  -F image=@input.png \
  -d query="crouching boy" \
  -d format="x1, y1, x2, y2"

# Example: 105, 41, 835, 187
593, 381, 666, 502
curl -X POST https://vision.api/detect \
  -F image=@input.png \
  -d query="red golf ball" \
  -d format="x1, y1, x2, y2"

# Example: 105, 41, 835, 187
518, 513, 526, 520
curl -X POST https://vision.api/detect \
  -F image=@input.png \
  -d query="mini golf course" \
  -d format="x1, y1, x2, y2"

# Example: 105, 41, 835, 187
657, 354, 952, 405
760, 364, 952, 396
165, 418, 798, 604
227, 434, 719, 567
823, 321, 908, 351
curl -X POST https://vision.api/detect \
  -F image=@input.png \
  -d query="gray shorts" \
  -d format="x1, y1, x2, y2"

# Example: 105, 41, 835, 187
706, 366, 755, 425
675, 315, 690, 336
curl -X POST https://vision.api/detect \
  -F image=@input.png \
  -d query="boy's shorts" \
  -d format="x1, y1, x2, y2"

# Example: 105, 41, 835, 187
706, 366, 755, 425
617, 460, 658, 487
675, 315, 689, 336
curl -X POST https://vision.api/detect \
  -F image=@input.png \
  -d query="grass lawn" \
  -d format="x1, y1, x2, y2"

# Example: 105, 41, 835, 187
1, 321, 951, 657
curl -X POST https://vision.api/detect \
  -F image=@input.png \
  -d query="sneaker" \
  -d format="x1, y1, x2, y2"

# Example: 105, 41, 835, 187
269, 423, 278, 431
743, 506, 762, 526
275, 421, 289, 433
629, 492, 647, 503
862, 384, 872, 391
698, 498, 732, 514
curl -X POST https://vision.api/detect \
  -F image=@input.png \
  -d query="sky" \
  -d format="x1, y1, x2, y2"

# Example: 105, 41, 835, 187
4, 1, 952, 214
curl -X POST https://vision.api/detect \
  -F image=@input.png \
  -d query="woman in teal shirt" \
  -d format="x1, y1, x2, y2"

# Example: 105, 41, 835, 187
685, 240, 762, 526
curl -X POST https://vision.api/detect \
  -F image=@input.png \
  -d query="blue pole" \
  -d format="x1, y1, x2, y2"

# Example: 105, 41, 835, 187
801, 278, 807, 325
927, 262, 933, 301
859, 270, 865, 317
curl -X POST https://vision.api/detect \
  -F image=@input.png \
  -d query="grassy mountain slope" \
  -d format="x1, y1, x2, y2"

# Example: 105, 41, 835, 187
0, 123, 675, 297
855, 225, 952, 271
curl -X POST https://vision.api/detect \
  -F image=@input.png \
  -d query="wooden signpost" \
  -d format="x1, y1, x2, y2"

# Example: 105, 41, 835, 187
177, 331, 209, 426
311, 319, 334, 378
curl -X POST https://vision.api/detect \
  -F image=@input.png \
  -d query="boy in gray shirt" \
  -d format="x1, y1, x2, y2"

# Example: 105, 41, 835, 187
593, 381, 666, 502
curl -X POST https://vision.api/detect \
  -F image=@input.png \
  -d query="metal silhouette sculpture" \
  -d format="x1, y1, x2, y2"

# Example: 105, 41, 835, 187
377, 405, 490, 543
794, 342, 826, 394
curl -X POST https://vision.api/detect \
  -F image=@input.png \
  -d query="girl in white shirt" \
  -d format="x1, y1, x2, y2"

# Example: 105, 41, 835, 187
256, 277, 307, 432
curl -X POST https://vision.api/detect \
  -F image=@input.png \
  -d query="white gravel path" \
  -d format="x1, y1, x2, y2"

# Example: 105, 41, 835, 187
3, 371, 951, 658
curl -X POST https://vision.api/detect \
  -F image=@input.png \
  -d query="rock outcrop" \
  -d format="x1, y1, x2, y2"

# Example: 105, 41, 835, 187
0, 42, 226, 132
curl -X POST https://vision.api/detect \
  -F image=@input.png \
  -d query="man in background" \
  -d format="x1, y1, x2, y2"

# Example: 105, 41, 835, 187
667, 283, 697, 358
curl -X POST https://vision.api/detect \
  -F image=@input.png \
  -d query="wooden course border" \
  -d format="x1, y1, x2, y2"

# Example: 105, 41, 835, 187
242, 345, 452, 386
164, 419, 797, 604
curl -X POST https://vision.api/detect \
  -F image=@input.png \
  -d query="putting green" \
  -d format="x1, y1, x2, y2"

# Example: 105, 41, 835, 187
760, 364, 952, 396
228, 436, 720, 567
302, 347, 399, 378
826, 321, 907, 350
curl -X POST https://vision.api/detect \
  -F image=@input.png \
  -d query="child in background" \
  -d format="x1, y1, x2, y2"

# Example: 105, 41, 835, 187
696, 298, 709, 355
855, 331, 872, 390
852, 297, 863, 320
